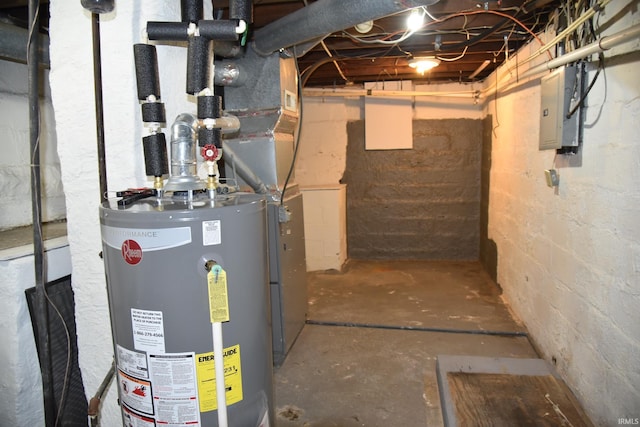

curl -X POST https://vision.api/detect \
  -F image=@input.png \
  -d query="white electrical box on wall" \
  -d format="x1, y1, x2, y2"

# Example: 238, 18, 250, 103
539, 65, 578, 150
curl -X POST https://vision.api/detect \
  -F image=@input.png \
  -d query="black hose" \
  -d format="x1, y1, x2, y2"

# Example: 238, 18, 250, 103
91, 13, 108, 203
28, 0, 55, 425
306, 319, 528, 337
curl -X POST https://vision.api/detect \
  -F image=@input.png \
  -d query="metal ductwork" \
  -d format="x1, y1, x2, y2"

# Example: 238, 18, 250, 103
252, 0, 440, 56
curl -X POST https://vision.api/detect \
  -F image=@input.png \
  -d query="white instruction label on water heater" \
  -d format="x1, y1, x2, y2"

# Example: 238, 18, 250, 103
122, 405, 155, 427
131, 309, 165, 354
117, 345, 149, 379
202, 220, 222, 246
148, 352, 201, 426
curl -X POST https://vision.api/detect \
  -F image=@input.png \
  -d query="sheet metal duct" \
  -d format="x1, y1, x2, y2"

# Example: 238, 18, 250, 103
253, 0, 440, 56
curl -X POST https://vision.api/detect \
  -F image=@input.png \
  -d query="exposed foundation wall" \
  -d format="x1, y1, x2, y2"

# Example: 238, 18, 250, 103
343, 118, 482, 260
480, 3, 640, 423
297, 87, 483, 264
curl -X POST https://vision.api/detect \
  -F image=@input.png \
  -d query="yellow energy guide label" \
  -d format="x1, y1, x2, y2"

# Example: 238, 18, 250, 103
195, 344, 243, 412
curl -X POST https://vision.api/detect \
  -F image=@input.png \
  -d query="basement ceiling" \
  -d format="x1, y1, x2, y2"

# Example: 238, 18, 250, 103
236, 0, 563, 87
0, 0, 562, 87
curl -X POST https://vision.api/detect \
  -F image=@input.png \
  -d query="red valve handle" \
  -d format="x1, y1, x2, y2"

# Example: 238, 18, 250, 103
201, 144, 219, 162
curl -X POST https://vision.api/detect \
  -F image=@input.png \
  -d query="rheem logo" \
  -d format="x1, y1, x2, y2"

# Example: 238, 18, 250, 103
122, 239, 143, 265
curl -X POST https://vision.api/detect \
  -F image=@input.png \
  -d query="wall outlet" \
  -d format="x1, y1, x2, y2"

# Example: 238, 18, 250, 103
544, 169, 559, 187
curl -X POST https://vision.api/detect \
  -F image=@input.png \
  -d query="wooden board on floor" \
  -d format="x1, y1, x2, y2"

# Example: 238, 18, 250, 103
437, 356, 594, 427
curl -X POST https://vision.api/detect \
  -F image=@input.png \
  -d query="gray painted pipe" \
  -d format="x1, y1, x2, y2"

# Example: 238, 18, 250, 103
253, 0, 439, 56
0, 21, 50, 66
221, 142, 269, 194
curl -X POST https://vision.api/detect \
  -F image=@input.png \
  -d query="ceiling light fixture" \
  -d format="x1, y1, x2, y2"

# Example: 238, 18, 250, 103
354, 20, 374, 34
408, 56, 440, 74
406, 8, 425, 31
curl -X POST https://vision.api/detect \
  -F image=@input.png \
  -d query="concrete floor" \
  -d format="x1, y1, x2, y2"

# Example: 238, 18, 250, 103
274, 260, 539, 427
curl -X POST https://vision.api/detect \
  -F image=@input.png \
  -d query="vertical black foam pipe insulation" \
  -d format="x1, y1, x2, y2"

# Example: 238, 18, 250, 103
181, 0, 203, 23
186, 36, 212, 95
143, 133, 169, 177
197, 95, 221, 148
133, 44, 161, 100
28, 0, 55, 425
230, 0, 253, 23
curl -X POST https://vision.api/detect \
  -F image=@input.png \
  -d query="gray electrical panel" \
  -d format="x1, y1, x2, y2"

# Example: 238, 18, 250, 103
539, 65, 578, 150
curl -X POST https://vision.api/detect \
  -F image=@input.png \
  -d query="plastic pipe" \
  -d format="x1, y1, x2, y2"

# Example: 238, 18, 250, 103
521, 0, 612, 67
520, 22, 640, 80
212, 322, 228, 427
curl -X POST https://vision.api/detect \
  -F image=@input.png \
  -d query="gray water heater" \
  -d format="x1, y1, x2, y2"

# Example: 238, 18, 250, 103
100, 193, 273, 427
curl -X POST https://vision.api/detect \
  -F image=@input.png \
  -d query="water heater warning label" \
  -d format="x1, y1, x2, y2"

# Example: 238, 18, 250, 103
131, 309, 165, 354
196, 344, 243, 412
122, 405, 155, 427
202, 220, 221, 246
148, 352, 201, 426
119, 370, 153, 415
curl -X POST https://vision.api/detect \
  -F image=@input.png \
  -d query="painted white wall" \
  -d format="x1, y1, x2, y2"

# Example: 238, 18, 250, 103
48, 2, 206, 425
482, 3, 640, 424
301, 184, 347, 271
0, 60, 66, 230
0, 238, 71, 427
295, 96, 359, 187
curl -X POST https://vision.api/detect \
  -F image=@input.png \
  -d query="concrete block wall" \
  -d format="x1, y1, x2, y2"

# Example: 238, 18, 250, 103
343, 118, 483, 260
481, 3, 640, 423
0, 60, 65, 230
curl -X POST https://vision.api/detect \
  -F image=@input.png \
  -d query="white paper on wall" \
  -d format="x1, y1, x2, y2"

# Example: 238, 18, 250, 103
364, 81, 413, 150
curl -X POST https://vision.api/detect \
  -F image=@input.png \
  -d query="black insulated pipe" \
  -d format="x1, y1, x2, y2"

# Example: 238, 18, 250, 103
29, 1, 55, 425
186, 36, 212, 94
197, 95, 221, 119
146, 22, 190, 41
230, 0, 253, 24
141, 102, 166, 123
253, 0, 440, 56
181, 0, 203, 23
198, 127, 221, 148
143, 133, 169, 177
198, 20, 240, 41
133, 44, 161, 100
